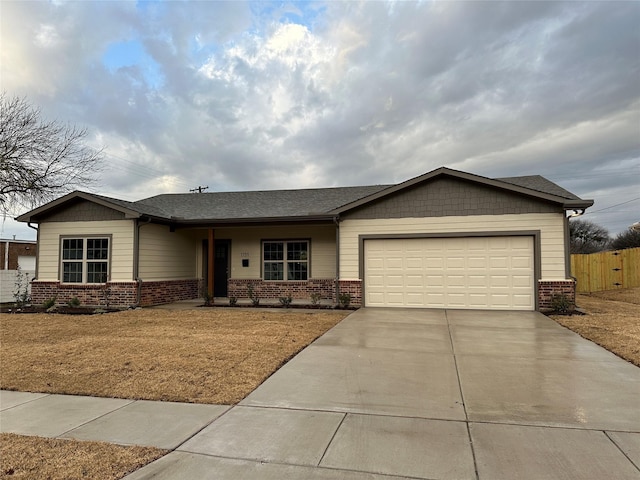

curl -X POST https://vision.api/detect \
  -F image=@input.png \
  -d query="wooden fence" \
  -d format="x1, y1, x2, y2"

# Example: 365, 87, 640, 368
571, 247, 640, 293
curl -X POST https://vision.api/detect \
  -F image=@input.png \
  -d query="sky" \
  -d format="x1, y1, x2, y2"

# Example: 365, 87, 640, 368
1, 0, 639, 240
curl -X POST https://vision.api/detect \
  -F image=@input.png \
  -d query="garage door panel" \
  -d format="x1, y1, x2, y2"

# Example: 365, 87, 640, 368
365, 237, 534, 310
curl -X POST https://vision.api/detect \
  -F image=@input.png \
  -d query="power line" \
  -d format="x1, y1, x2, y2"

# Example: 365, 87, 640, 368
585, 197, 640, 214
189, 185, 209, 193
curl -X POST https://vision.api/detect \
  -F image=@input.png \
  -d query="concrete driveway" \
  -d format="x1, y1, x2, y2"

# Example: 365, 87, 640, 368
3, 308, 639, 479
126, 308, 640, 479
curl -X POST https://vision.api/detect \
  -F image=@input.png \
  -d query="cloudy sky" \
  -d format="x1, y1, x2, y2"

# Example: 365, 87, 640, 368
1, 0, 639, 240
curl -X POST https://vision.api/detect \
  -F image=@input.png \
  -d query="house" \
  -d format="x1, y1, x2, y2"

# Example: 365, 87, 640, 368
16, 167, 593, 311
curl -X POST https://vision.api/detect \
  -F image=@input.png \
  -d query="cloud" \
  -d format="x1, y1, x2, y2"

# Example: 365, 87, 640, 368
1, 0, 638, 239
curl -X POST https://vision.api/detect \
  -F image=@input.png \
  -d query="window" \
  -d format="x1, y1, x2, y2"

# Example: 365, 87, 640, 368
263, 241, 308, 281
61, 237, 109, 283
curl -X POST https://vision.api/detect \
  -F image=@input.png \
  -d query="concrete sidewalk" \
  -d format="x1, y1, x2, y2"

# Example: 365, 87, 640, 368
2, 308, 640, 479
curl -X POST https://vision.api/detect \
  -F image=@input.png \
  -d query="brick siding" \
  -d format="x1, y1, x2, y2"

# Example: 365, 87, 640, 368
538, 280, 576, 311
338, 280, 362, 307
31, 281, 138, 307
228, 279, 335, 302
30, 279, 200, 308
139, 279, 200, 306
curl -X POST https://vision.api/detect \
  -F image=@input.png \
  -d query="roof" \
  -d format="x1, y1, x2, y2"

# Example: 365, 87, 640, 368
16, 167, 593, 224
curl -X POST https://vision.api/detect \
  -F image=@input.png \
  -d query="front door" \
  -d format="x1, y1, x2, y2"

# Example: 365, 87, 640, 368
203, 239, 230, 297
213, 240, 230, 297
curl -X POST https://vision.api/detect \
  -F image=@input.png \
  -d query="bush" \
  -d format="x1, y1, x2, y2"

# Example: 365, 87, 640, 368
42, 297, 57, 309
551, 293, 573, 314
338, 293, 351, 309
310, 293, 321, 305
279, 294, 292, 307
229, 296, 238, 306
247, 284, 260, 306
67, 297, 81, 308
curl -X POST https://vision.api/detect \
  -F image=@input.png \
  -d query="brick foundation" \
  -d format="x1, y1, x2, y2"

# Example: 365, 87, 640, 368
30, 279, 201, 308
337, 280, 363, 307
139, 279, 200, 307
31, 281, 138, 308
538, 280, 576, 311
228, 279, 336, 302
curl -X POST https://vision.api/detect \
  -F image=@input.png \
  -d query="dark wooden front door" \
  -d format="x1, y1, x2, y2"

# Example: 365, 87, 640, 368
213, 240, 230, 297
203, 239, 230, 297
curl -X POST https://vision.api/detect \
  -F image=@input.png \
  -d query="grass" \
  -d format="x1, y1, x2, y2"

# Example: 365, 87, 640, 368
550, 287, 640, 367
0, 307, 348, 480
0, 433, 166, 480
1, 308, 348, 405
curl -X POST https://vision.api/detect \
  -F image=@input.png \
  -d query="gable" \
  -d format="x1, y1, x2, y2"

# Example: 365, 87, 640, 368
342, 177, 562, 220
35, 199, 127, 222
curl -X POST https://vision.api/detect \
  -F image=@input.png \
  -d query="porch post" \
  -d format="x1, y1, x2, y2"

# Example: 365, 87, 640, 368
208, 228, 215, 297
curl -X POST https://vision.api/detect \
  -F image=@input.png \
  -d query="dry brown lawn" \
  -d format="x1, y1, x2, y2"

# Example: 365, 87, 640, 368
0, 433, 167, 480
0, 433, 165, 480
1, 308, 348, 404
0, 307, 348, 479
551, 287, 640, 367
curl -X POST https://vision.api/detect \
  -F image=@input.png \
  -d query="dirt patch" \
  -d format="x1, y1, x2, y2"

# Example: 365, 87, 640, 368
551, 287, 640, 367
0, 308, 349, 404
0, 433, 165, 480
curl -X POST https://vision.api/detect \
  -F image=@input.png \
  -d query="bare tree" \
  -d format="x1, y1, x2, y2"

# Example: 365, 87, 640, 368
610, 228, 640, 250
569, 219, 610, 254
0, 92, 103, 212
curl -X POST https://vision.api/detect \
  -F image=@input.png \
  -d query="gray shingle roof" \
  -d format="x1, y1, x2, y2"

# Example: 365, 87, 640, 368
496, 175, 581, 200
16, 167, 592, 224
132, 185, 391, 220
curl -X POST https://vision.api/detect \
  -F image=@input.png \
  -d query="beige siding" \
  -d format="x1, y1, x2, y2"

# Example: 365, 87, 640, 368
139, 224, 198, 280
339, 213, 567, 281
37, 220, 135, 282
192, 225, 336, 279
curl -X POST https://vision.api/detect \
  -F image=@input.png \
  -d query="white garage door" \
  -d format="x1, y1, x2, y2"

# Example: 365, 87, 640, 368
365, 236, 534, 310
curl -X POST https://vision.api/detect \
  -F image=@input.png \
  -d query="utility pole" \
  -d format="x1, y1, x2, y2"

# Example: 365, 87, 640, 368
190, 185, 209, 193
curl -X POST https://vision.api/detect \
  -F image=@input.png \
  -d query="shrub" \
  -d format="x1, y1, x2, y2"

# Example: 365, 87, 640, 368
310, 293, 321, 305
67, 297, 81, 308
279, 294, 292, 307
202, 289, 214, 307
247, 284, 260, 306
42, 297, 57, 309
551, 293, 573, 314
13, 266, 31, 308
338, 293, 351, 309
229, 296, 238, 306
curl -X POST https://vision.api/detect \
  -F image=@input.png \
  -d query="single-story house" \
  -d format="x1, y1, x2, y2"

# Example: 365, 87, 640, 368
16, 166, 593, 311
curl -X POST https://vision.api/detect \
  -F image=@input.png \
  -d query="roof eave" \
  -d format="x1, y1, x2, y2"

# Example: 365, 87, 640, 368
15, 191, 143, 223
562, 199, 595, 209
173, 214, 336, 228
329, 166, 586, 214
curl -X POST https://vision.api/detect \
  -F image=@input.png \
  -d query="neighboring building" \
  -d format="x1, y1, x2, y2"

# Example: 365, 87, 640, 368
1, 238, 37, 271
0, 238, 37, 303
16, 167, 593, 311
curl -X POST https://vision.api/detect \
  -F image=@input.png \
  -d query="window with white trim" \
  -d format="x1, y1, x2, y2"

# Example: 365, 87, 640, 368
61, 237, 109, 283
263, 241, 308, 281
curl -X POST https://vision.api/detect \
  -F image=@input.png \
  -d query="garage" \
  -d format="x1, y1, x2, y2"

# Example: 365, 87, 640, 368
364, 236, 535, 310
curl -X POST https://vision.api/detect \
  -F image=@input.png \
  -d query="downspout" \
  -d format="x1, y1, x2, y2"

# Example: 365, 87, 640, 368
133, 217, 152, 307
27, 223, 39, 280
565, 209, 585, 279
334, 215, 340, 304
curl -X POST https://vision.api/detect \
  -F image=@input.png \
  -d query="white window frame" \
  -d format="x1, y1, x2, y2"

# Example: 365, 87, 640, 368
60, 236, 111, 284
262, 240, 309, 281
